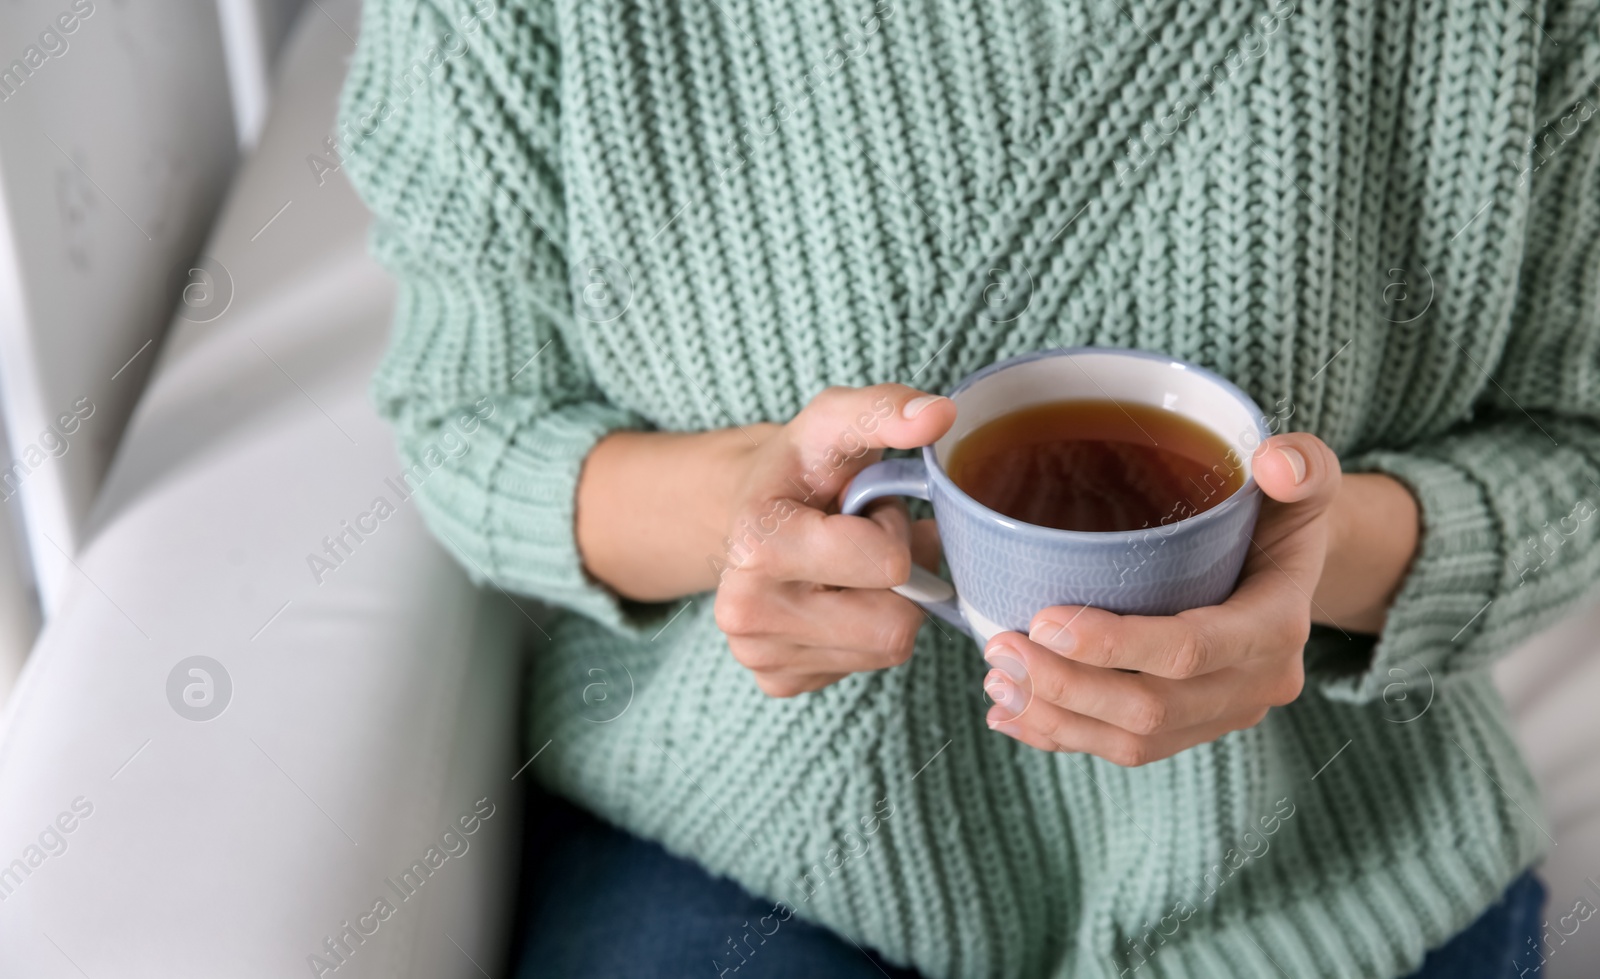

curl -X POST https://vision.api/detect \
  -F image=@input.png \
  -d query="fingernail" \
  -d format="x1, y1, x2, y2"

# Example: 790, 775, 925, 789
983, 646, 1028, 684
1276, 446, 1307, 485
984, 671, 1022, 712
902, 395, 947, 419
1028, 620, 1075, 655
987, 717, 1021, 737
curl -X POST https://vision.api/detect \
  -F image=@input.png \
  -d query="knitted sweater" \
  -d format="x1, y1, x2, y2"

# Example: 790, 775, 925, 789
339, 1, 1600, 976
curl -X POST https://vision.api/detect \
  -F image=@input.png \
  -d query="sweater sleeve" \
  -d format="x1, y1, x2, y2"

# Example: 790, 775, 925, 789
339, 0, 665, 636
1309, 15, 1600, 702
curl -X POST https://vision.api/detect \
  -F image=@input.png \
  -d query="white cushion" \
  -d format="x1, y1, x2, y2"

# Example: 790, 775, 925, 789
1494, 593, 1600, 979
0, 0, 236, 613
0, 4, 527, 977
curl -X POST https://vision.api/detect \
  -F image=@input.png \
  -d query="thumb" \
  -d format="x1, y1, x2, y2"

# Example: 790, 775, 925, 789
789, 384, 958, 456
1252, 432, 1341, 512
785, 384, 958, 504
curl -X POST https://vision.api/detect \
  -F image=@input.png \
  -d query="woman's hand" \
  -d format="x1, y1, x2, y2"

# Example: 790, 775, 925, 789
980, 433, 1420, 766
579, 384, 953, 698
710, 385, 956, 697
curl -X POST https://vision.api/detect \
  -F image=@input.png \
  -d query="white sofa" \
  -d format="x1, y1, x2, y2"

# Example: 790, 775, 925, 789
0, 2, 1594, 978
0, 6, 526, 977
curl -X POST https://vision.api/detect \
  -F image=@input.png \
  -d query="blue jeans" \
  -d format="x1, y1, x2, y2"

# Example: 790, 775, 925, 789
1406, 870, 1547, 979
512, 788, 916, 979
513, 791, 1546, 979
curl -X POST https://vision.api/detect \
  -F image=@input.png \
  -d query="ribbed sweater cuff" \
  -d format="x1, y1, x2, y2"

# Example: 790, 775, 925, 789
465, 402, 673, 639
1312, 449, 1502, 702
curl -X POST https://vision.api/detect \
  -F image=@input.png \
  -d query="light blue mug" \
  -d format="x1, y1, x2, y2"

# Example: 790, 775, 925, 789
841, 347, 1270, 643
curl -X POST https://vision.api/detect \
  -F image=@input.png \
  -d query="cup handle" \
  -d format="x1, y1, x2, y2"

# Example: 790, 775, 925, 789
839, 459, 971, 636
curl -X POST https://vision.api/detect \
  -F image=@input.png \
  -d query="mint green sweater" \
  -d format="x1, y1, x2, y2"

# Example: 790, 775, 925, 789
340, 1, 1600, 976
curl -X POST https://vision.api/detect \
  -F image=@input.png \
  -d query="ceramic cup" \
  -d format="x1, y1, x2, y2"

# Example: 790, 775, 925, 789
840, 347, 1271, 643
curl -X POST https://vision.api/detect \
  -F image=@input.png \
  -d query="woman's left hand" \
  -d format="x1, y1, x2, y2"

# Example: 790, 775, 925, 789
981, 432, 1349, 766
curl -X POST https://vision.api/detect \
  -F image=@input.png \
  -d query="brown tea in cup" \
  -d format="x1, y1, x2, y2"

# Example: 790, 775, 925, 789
945, 399, 1243, 533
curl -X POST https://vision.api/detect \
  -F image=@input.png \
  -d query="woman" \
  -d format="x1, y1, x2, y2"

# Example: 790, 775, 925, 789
339, 0, 1598, 975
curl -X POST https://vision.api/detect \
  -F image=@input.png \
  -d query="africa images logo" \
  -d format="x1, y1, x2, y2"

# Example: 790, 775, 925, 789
165, 656, 232, 722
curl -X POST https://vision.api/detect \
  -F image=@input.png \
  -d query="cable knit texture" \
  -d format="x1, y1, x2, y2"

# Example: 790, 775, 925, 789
341, 0, 1600, 976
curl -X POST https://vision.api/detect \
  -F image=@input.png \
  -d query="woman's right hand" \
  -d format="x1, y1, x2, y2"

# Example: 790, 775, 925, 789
711, 385, 957, 697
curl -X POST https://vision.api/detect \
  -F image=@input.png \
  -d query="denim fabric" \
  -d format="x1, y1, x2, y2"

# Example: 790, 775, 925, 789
1406, 869, 1547, 979
512, 789, 917, 979
513, 789, 1546, 979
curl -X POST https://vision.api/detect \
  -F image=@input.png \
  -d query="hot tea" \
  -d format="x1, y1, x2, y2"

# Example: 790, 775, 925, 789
945, 399, 1243, 533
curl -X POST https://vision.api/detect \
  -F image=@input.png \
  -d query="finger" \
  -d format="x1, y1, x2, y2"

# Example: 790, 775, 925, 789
983, 634, 1259, 734
1251, 432, 1340, 511
1240, 509, 1334, 602
984, 693, 1171, 766
793, 384, 958, 453
734, 633, 904, 685
716, 578, 924, 667
1024, 604, 1251, 679
736, 505, 913, 588
1225, 433, 1342, 610
986, 690, 1268, 765
744, 663, 851, 698
1192, 565, 1314, 665
865, 497, 913, 549
910, 518, 941, 574
866, 502, 944, 580
788, 385, 957, 499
